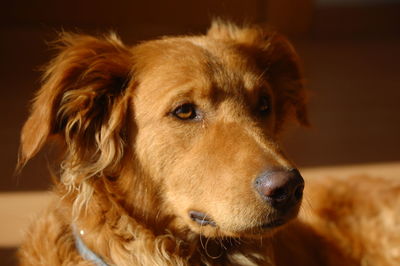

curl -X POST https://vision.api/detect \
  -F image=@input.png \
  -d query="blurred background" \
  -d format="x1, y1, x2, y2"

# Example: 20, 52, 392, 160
1, 0, 399, 264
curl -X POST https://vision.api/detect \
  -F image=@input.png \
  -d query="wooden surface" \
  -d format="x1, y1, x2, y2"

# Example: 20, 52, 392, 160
0, 192, 53, 247
301, 161, 400, 180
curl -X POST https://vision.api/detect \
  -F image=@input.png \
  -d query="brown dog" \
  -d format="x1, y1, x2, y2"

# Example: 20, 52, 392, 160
18, 21, 400, 265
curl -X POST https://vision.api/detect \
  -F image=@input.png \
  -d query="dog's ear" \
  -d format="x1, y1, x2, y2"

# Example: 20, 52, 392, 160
18, 33, 133, 176
208, 21, 309, 130
263, 34, 309, 131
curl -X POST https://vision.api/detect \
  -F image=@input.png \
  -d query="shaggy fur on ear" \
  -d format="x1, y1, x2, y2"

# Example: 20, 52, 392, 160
207, 20, 309, 131
18, 32, 133, 215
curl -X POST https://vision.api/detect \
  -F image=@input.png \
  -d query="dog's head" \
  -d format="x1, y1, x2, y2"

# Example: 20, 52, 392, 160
19, 21, 308, 238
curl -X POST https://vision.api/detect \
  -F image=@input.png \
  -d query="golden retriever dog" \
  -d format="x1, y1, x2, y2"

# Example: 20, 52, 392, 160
18, 21, 400, 265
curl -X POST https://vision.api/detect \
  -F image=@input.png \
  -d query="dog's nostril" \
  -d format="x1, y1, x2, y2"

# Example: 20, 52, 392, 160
269, 187, 288, 202
294, 183, 304, 201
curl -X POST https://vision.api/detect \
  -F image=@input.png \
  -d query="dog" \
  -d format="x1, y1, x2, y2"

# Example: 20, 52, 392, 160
17, 20, 400, 265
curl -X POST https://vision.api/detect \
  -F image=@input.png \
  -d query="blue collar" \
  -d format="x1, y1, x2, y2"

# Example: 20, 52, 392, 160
73, 226, 109, 266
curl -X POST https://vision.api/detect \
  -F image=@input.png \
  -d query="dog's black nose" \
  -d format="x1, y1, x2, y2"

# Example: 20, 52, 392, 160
254, 169, 304, 208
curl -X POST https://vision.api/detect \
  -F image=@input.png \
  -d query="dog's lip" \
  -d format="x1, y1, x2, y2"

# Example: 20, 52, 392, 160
259, 204, 301, 230
261, 219, 286, 229
189, 211, 217, 227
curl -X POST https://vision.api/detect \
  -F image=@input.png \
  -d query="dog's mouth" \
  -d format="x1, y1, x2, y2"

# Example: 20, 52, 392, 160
189, 211, 288, 231
189, 210, 217, 227
188, 205, 300, 237
257, 205, 301, 231
261, 219, 286, 229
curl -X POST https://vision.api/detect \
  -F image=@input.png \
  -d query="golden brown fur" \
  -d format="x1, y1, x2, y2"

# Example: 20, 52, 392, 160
18, 21, 400, 265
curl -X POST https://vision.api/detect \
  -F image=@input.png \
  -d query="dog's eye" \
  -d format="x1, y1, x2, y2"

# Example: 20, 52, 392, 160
172, 103, 197, 120
259, 96, 271, 115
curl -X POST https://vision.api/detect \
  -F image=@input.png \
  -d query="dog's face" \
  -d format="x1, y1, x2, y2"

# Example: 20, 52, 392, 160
19, 22, 308, 239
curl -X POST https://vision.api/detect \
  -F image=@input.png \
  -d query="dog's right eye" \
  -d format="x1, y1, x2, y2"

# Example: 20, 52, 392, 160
258, 95, 271, 116
172, 103, 198, 120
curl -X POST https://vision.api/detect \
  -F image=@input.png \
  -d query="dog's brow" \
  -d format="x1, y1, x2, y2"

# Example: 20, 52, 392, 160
191, 43, 267, 94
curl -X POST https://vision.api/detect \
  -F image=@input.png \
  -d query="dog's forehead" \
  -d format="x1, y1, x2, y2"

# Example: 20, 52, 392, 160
132, 36, 265, 96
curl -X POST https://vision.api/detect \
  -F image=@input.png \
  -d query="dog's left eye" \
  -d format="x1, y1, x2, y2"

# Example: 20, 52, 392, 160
259, 96, 271, 115
172, 103, 198, 120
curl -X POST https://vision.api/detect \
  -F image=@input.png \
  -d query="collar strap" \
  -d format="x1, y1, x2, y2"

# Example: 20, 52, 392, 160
73, 226, 109, 266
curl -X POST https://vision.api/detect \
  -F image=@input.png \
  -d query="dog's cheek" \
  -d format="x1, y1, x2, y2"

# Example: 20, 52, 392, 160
133, 119, 193, 181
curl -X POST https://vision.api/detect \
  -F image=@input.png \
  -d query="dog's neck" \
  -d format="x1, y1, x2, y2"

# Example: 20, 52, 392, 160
66, 167, 194, 264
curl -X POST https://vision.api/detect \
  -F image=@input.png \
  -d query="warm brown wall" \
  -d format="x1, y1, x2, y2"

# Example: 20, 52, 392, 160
0, 0, 314, 191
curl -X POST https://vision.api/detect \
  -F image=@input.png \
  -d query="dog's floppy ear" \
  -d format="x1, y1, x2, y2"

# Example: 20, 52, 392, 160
208, 21, 309, 130
18, 33, 133, 176
263, 34, 309, 130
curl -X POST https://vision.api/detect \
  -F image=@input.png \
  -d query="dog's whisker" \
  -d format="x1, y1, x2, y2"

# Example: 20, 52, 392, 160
219, 236, 227, 251
233, 237, 241, 246
300, 196, 314, 219
204, 235, 223, 260
199, 224, 206, 252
